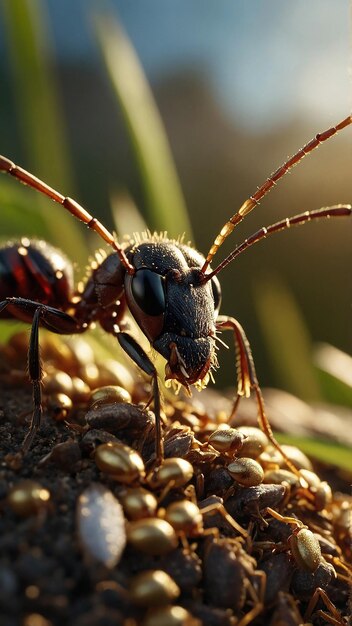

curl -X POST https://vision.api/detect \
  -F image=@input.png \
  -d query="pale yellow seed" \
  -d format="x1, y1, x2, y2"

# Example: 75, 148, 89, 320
130, 570, 180, 607
95, 442, 145, 483
314, 481, 332, 511
279, 445, 313, 471
165, 500, 203, 534
227, 457, 264, 486
127, 518, 178, 555
208, 428, 245, 453
121, 488, 158, 520
8, 481, 50, 517
290, 528, 321, 572
150, 458, 193, 488
142, 605, 200, 626
263, 469, 300, 487
299, 469, 321, 489
47, 392, 73, 421
44, 370, 73, 395
237, 426, 269, 458
89, 385, 131, 407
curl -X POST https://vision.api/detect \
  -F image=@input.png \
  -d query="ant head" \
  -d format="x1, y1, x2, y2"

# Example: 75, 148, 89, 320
124, 240, 221, 388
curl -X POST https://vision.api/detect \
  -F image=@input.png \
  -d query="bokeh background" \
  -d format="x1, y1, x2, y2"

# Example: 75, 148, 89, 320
0, 0, 351, 402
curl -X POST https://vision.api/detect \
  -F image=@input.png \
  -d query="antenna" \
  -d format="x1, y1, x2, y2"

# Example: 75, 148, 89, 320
201, 115, 352, 274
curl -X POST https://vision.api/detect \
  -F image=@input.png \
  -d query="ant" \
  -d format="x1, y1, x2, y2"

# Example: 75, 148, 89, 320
0, 115, 351, 469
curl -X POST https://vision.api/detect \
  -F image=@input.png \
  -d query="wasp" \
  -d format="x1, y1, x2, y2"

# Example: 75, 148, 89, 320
0, 115, 351, 468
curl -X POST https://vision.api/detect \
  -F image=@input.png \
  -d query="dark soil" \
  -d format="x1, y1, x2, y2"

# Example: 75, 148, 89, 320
0, 349, 350, 626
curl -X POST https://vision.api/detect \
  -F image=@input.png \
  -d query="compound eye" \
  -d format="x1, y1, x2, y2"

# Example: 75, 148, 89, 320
131, 269, 166, 316
211, 275, 222, 315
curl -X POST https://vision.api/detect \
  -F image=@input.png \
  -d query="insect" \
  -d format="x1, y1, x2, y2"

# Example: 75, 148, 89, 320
0, 115, 351, 467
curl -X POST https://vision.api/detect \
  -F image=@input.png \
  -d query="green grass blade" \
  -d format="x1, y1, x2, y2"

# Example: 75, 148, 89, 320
1, 0, 88, 266
314, 343, 352, 407
276, 433, 352, 473
94, 12, 193, 240
0, 181, 48, 237
254, 273, 321, 402
110, 190, 148, 237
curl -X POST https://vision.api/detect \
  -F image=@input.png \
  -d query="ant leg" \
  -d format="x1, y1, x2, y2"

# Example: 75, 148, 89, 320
216, 315, 301, 478
116, 331, 163, 465
23, 307, 43, 453
0, 298, 81, 452
304, 587, 346, 625
200, 501, 248, 539
237, 570, 266, 626
230, 392, 242, 421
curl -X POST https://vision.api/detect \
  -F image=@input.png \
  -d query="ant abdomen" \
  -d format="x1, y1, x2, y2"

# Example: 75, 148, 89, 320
0, 238, 74, 312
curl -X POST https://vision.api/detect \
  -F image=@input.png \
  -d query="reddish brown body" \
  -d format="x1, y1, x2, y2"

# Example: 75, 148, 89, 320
0, 240, 73, 313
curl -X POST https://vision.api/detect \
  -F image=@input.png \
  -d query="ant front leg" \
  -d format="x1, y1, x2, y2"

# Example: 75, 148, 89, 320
216, 315, 301, 478
0, 298, 81, 453
116, 331, 163, 465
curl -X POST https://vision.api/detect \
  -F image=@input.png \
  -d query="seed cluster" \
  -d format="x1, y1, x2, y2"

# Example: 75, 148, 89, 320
0, 331, 351, 626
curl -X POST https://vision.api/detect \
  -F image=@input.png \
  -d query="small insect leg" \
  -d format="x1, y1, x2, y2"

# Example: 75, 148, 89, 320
216, 315, 301, 478
117, 331, 164, 464
304, 587, 346, 625
0, 298, 82, 452
22, 307, 43, 453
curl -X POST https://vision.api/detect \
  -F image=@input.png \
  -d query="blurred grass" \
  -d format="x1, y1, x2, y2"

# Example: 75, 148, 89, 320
0, 0, 87, 266
314, 343, 352, 407
276, 434, 352, 473
94, 12, 193, 241
253, 273, 322, 402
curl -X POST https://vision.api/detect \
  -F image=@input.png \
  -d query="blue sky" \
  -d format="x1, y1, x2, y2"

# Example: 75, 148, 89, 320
43, 0, 351, 130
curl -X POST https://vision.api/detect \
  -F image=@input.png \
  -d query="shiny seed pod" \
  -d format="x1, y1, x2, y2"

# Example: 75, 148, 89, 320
22, 613, 52, 626
77, 483, 126, 568
142, 605, 200, 626
299, 469, 321, 489
237, 426, 269, 458
70, 376, 91, 401
334, 501, 351, 532
95, 358, 135, 394
89, 385, 132, 408
165, 500, 203, 535
44, 369, 73, 395
278, 445, 313, 471
258, 445, 284, 468
95, 442, 145, 483
78, 362, 101, 388
7, 480, 50, 516
120, 488, 158, 520
208, 428, 246, 454
64, 336, 95, 368
46, 392, 73, 421
314, 481, 332, 511
227, 457, 264, 487
129, 570, 180, 607
289, 528, 322, 572
127, 518, 178, 555
263, 469, 300, 488
150, 458, 193, 488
